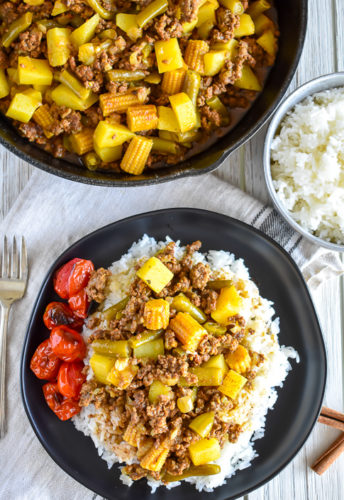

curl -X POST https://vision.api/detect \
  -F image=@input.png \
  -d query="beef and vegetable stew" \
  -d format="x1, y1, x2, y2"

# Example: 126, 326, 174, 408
0, 0, 277, 175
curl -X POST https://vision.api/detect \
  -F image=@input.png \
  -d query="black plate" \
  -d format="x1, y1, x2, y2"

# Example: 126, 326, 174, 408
21, 208, 326, 499
0, 0, 307, 186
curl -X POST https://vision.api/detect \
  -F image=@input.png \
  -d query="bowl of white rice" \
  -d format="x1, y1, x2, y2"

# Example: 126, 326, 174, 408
263, 72, 344, 250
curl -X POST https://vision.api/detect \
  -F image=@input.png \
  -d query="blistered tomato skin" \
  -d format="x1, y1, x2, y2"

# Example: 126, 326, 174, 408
30, 339, 61, 380
69, 259, 94, 297
57, 361, 86, 399
43, 302, 84, 330
50, 325, 86, 362
43, 383, 81, 421
68, 289, 89, 319
54, 258, 81, 299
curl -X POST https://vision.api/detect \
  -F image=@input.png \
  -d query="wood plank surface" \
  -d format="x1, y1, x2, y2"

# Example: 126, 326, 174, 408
1, 0, 344, 498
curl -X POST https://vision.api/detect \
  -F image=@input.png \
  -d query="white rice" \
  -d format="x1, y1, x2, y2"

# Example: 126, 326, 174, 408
270, 86, 344, 244
73, 235, 298, 492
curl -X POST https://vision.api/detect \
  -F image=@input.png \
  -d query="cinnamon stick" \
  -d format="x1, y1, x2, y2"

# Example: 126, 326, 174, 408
312, 433, 344, 475
320, 407, 344, 423
318, 415, 344, 432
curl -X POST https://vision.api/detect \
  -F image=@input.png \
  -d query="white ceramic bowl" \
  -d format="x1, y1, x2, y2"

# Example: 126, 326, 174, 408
263, 72, 344, 252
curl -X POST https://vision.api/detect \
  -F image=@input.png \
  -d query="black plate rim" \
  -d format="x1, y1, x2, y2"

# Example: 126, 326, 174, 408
2, 2, 307, 187
20, 207, 326, 499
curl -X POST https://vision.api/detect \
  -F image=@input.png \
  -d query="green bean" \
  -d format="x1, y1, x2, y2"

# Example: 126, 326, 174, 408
36, 19, 61, 33
70, 15, 84, 28
136, 0, 168, 28
163, 464, 221, 482
107, 69, 147, 82
57, 69, 90, 100
206, 96, 230, 125
103, 297, 129, 321
92, 339, 131, 357
86, 0, 114, 19
2, 12, 32, 48
152, 137, 179, 155
129, 329, 163, 348
99, 28, 116, 39
182, 70, 201, 107
203, 321, 227, 336
172, 293, 207, 323
207, 279, 233, 290
84, 152, 100, 170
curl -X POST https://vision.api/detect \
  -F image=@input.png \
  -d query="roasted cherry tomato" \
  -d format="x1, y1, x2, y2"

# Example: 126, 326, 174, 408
43, 302, 84, 331
54, 258, 81, 299
50, 325, 86, 362
30, 339, 61, 381
69, 259, 94, 297
54, 258, 94, 300
43, 382, 81, 420
68, 289, 89, 319
57, 361, 86, 399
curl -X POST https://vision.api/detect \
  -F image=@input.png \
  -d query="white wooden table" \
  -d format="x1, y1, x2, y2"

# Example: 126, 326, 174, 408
1, 1, 344, 499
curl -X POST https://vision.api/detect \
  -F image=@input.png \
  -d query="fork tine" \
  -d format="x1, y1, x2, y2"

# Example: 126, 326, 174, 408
11, 236, 18, 279
20, 236, 28, 281
1, 236, 9, 278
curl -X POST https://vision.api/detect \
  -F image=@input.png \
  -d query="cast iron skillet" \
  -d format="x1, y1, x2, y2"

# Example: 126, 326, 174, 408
1, 0, 307, 186
21, 208, 326, 500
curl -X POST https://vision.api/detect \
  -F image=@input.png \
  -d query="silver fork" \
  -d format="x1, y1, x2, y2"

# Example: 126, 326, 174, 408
0, 236, 28, 438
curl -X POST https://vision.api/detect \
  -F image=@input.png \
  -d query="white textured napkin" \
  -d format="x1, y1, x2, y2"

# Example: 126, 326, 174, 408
0, 167, 342, 500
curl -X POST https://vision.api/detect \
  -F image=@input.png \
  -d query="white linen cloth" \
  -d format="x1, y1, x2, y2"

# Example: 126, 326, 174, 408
0, 168, 342, 500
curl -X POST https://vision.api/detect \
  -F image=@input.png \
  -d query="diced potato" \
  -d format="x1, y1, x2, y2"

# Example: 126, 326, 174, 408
51, 84, 98, 110
0, 70, 9, 99
71, 13, 100, 46
233, 13, 255, 37
254, 13, 273, 35
219, 369, 247, 399
154, 38, 184, 73
144, 73, 161, 84
196, 1, 217, 27
46, 28, 71, 66
51, 0, 68, 15
169, 92, 197, 133
219, 0, 243, 14
116, 13, 142, 41
92, 339, 131, 357
234, 65, 262, 91
177, 393, 195, 413
6, 92, 41, 123
148, 380, 171, 404
133, 337, 164, 359
189, 411, 214, 437
182, 18, 198, 34
7, 68, 19, 84
211, 285, 243, 325
257, 29, 277, 56
202, 354, 228, 378
136, 256, 174, 293
169, 312, 207, 351
90, 353, 115, 384
157, 106, 180, 133
203, 50, 227, 76
93, 121, 134, 148
247, 0, 271, 19
190, 366, 224, 386
106, 358, 138, 389
17, 56, 53, 86
212, 38, 238, 60
94, 143, 123, 163
189, 438, 221, 466
143, 299, 170, 330
198, 19, 214, 40
225, 345, 251, 373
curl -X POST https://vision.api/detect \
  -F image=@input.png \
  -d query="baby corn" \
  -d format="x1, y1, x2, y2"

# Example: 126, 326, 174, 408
225, 345, 251, 374
161, 68, 186, 95
184, 40, 209, 73
120, 136, 153, 175
143, 299, 170, 330
127, 104, 158, 132
69, 128, 94, 155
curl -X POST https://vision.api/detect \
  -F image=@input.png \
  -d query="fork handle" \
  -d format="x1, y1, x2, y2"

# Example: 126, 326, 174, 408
0, 305, 10, 439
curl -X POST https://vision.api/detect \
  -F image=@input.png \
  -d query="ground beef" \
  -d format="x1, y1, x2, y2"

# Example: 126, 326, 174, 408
181, 0, 200, 22
154, 13, 183, 40
156, 241, 181, 274
190, 262, 210, 290
189, 333, 238, 365
201, 289, 218, 314
180, 240, 202, 269
0, 48, 8, 69
18, 122, 46, 143
86, 268, 111, 303
210, 8, 240, 43
16, 27, 43, 57
49, 106, 83, 135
